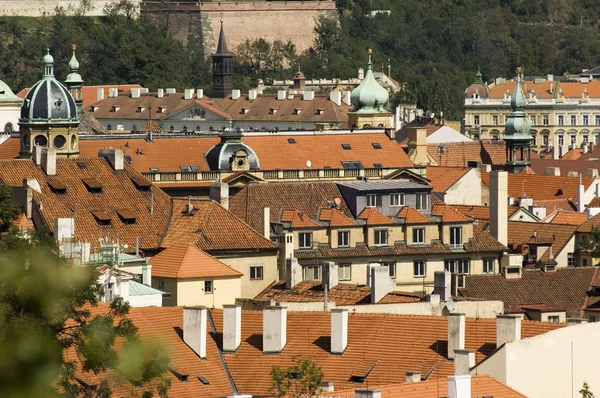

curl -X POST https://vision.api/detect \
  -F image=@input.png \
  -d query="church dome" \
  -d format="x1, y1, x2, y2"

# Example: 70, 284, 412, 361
465, 69, 490, 98
205, 129, 259, 171
350, 49, 389, 113
20, 50, 78, 124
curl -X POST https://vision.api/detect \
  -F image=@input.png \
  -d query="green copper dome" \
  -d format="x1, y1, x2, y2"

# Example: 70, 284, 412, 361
350, 49, 389, 114
505, 67, 533, 142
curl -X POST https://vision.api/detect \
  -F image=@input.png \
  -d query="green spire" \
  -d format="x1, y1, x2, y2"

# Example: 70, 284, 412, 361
350, 49, 390, 114
42, 49, 54, 78
474, 68, 483, 84
65, 44, 83, 85
505, 66, 532, 140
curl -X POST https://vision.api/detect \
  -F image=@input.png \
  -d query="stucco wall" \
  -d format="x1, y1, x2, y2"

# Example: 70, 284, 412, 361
0, 104, 21, 133
444, 168, 482, 205
128, 293, 162, 307
176, 277, 241, 308
217, 252, 278, 299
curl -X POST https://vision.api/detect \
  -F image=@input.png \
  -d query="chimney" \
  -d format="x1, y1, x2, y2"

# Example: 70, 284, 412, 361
405, 371, 421, 383
157, 89, 164, 98
97, 87, 104, 102
285, 257, 301, 289
578, 174, 585, 212
496, 314, 521, 347
358, 67, 365, 80
343, 91, 352, 106
322, 262, 339, 291
98, 148, 124, 171
41, 147, 57, 176
370, 265, 396, 303
489, 171, 508, 246
330, 308, 348, 355
32, 145, 43, 166
583, 142, 589, 154
454, 349, 475, 375
196, 89, 204, 99
303, 90, 315, 101
448, 375, 471, 398
183, 307, 207, 359
165, 88, 176, 94
277, 90, 286, 101
232, 89, 241, 100
108, 88, 117, 98
141, 87, 149, 94
262, 206, 270, 239
329, 91, 342, 106
544, 167, 561, 176
447, 313, 466, 359
355, 390, 381, 398
248, 89, 257, 101
263, 306, 287, 353
433, 271, 451, 301
209, 181, 229, 210
223, 304, 242, 352
131, 88, 141, 99
552, 144, 559, 160
184, 89, 194, 100
54, 218, 74, 242
142, 261, 151, 285
479, 164, 492, 173
407, 127, 433, 166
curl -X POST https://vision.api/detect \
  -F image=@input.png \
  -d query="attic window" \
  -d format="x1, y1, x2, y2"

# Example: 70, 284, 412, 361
373, 163, 383, 168
124, 155, 132, 163
316, 108, 325, 115
91, 210, 111, 226
77, 161, 87, 168
117, 209, 136, 225
269, 108, 278, 114
342, 161, 363, 169
197, 376, 210, 385
90, 106, 99, 112
341, 144, 351, 150
288, 138, 296, 144
180, 166, 192, 173
241, 108, 249, 114
149, 168, 159, 173
372, 142, 382, 149
82, 178, 103, 193
111, 105, 120, 112
47, 176, 67, 194
130, 176, 151, 191
158, 106, 167, 113
169, 368, 189, 383
190, 166, 200, 172
293, 108, 302, 115
137, 106, 146, 113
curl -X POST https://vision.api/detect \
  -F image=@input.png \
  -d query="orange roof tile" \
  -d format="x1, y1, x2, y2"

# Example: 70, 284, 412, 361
520, 166, 537, 174
561, 148, 584, 160
432, 204, 471, 222
508, 221, 577, 259
280, 209, 321, 228
546, 210, 588, 225
318, 208, 356, 227
451, 204, 519, 222
396, 205, 432, 224
11, 213, 34, 230
139, 119, 163, 133
150, 244, 242, 279
577, 212, 600, 233
357, 207, 395, 225
425, 166, 470, 192
427, 140, 509, 167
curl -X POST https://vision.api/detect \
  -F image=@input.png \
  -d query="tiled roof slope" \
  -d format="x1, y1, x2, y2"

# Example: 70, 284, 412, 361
425, 166, 470, 192
161, 199, 277, 253
0, 137, 19, 159
150, 245, 242, 279
357, 207, 396, 225
211, 310, 562, 395
508, 221, 577, 259
396, 205, 432, 224
459, 267, 599, 318
432, 204, 471, 222
481, 172, 595, 202
318, 208, 356, 227
546, 210, 588, 226
577, 212, 600, 232
0, 158, 171, 251
280, 210, 321, 228
255, 280, 422, 305
451, 204, 519, 222
320, 375, 526, 398
229, 182, 351, 232
73, 305, 234, 397
426, 140, 511, 167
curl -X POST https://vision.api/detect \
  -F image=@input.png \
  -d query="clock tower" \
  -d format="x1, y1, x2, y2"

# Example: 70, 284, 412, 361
211, 19, 233, 99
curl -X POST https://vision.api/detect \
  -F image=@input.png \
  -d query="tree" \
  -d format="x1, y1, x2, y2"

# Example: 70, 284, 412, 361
270, 356, 324, 397
577, 225, 600, 258
580, 382, 595, 398
0, 191, 171, 397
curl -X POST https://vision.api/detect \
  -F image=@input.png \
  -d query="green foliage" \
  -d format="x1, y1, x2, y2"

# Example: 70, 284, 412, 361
581, 382, 595, 398
270, 356, 324, 397
578, 225, 600, 258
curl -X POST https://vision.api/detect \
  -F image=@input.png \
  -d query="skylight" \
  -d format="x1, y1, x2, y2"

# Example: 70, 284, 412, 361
341, 143, 351, 150
372, 142, 382, 149
342, 161, 363, 169
288, 138, 296, 144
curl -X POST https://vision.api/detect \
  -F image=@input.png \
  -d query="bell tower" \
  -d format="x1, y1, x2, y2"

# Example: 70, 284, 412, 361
504, 67, 533, 173
211, 19, 233, 99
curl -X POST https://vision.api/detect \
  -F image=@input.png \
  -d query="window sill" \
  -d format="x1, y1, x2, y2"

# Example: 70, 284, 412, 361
250, 278, 263, 281
413, 275, 426, 279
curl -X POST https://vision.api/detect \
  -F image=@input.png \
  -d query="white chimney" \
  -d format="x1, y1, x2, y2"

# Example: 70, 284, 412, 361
41, 147, 57, 176
54, 218, 74, 242
454, 349, 475, 375
552, 144, 559, 160
330, 308, 348, 355
583, 142, 589, 154
496, 314, 521, 347
131, 88, 141, 99
32, 145, 43, 166
322, 262, 339, 291
329, 91, 342, 106
262, 206, 270, 239
567, 318, 587, 326
184, 89, 194, 100
343, 90, 352, 106
263, 306, 287, 353
142, 261, 152, 285
232, 89, 241, 100
223, 305, 242, 352
183, 307, 207, 359
285, 257, 301, 289
448, 375, 471, 398
433, 271, 451, 301
447, 313, 466, 359
370, 265, 396, 303
209, 181, 229, 210
355, 390, 381, 398
489, 171, 508, 246
277, 90, 287, 101
157, 89, 164, 98
545, 167, 561, 176
97, 87, 104, 102
248, 89, 257, 100
578, 174, 585, 212
303, 90, 315, 101
141, 87, 149, 94
98, 148, 124, 171
358, 67, 365, 80
165, 88, 176, 94
196, 89, 204, 99
405, 371, 421, 383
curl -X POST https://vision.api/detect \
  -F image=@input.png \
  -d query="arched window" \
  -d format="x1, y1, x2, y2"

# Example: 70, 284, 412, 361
183, 125, 188, 132
107, 124, 112, 130
195, 125, 201, 132
169, 125, 174, 132
4, 123, 13, 133
132, 125, 137, 131
378, 123, 384, 128
209, 126, 214, 131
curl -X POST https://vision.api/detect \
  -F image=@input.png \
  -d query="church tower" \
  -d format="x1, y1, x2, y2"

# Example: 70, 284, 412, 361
65, 44, 84, 114
19, 50, 80, 159
211, 20, 233, 99
504, 67, 533, 173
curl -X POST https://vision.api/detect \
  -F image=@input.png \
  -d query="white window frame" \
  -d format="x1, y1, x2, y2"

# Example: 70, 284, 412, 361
204, 280, 213, 294
338, 230, 350, 248
444, 260, 456, 273
530, 115, 536, 125
558, 115, 564, 125
338, 264, 351, 281
390, 193, 405, 207
547, 315, 560, 323
568, 253, 576, 266
381, 261, 396, 279
492, 115, 498, 126
542, 114, 549, 125
250, 265, 263, 280
558, 134, 564, 146
473, 115, 480, 125
366, 194, 382, 208
303, 265, 321, 281
450, 226, 462, 248
412, 227, 425, 245
298, 232, 313, 249
570, 114, 577, 125
596, 115, 600, 125
374, 229, 388, 246
416, 192, 428, 211
457, 259, 470, 274
413, 260, 426, 278
583, 114, 589, 125
483, 258, 495, 274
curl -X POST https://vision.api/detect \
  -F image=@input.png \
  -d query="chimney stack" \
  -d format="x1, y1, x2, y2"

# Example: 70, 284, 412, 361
131, 88, 141, 99
98, 148, 124, 171
303, 90, 315, 101
223, 305, 242, 352
183, 307, 207, 359
342, 91, 352, 106
248, 89, 257, 101
448, 375, 471, 398
263, 306, 287, 353
454, 349, 475, 375
262, 206, 270, 239
196, 89, 204, 99
41, 147, 57, 176
370, 265, 396, 303
355, 390, 381, 398
330, 308, 348, 355
447, 313, 466, 359
578, 173, 585, 212
433, 271, 451, 301
32, 145, 43, 166
285, 257, 301, 289
165, 88, 176, 94
322, 262, 339, 291
496, 314, 521, 347
142, 261, 152, 285
407, 127, 434, 166
405, 371, 421, 383
97, 87, 104, 102
277, 90, 287, 101
209, 181, 229, 210
489, 171, 508, 246
54, 218, 74, 242
157, 88, 164, 98
232, 89, 241, 100
330, 91, 342, 106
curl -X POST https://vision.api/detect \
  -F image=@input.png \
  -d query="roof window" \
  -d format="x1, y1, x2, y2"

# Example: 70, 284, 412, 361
90, 105, 99, 112
47, 176, 67, 194
180, 166, 192, 173
197, 376, 210, 385
130, 176, 151, 191
117, 209, 136, 225
372, 142, 382, 149
91, 210, 111, 226
190, 166, 200, 173
341, 143, 351, 150
293, 108, 302, 115
288, 138, 296, 144
169, 368, 189, 383
111, 105, 120, 112
149, 168, 159, 173
137, 106, 146, 113
269, 108, 278, 114
241, 108, 249, 114
316, 108, 325, 115
342, 161, 363, 169
82, 178, 103, 193
373, 163, 383, 168
124, 155, 132, 163
77, 161, 87, 168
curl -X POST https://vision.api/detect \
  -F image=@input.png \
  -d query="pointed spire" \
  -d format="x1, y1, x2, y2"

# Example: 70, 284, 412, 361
367, 48, 373, 71
511, 66, 526, 111
69, 43, 80, 72
216, 17, 230, 54
474, 67, 483, 84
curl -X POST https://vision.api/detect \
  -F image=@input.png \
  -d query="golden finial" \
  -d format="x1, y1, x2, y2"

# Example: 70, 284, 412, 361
72, 43, 76, 51
220, 13, 224, 25
516, 66, 522, 75
368, 48, 373, 55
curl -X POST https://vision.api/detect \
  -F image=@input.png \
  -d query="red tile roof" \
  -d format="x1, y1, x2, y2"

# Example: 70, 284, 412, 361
451, 204, 519, 222
427, 140, 510, 167
396, 205, 432, 224
577, 212, 600, 233
425, 166, 470, 192
432, 204, 471, 223
357, 207, 396, 225
150, 244, 242, 279
508, 221, 578, 260
545, 210, 588, 226
318, 208, 356, 227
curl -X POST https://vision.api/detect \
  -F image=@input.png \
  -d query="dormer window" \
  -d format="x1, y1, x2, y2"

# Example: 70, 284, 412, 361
293, 108, 302, 115
111, 105, 120, 112
341, 143, 351, 150
91, 210, 111, 226
241, 108, 249, 114
472, 89, 480, 100
316, 108, 325, 115
82, 178, 103, 193
137, 106, 146, 113
158, 106, 167, 113
91, 105, 99, 112
372, 142, 382, 149
117, 209, 136, 225
269, 108, 278, 114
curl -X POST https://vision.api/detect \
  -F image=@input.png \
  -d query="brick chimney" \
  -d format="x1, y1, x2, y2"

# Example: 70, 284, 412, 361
183, 307, 207, 359
447, 313, 466, 359
263, 306, 287, 353
223, 304, 242, 352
